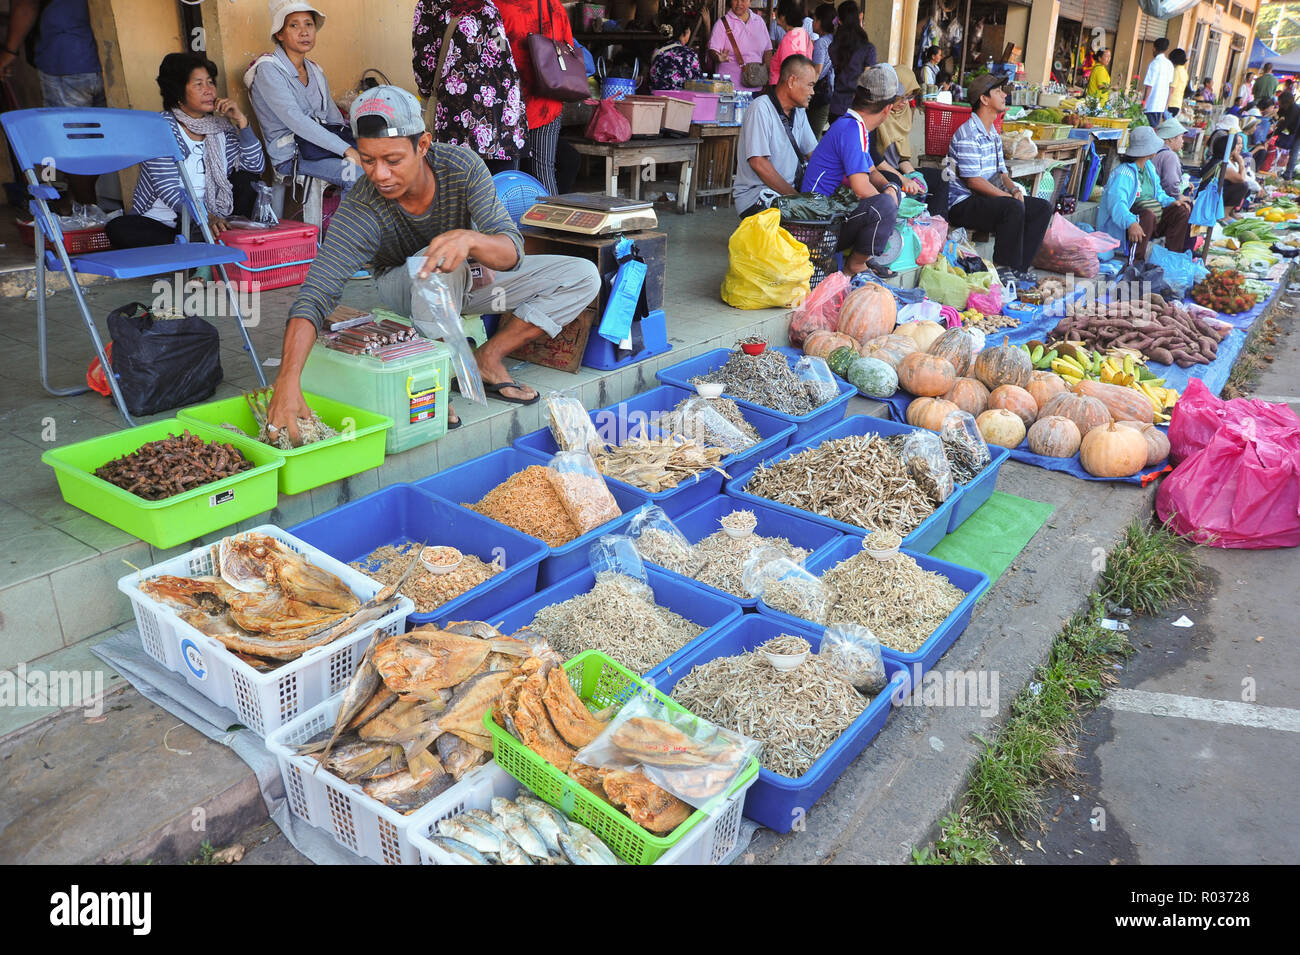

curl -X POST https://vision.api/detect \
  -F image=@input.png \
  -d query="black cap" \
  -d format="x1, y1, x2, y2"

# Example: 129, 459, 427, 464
966, 73, 1007, 104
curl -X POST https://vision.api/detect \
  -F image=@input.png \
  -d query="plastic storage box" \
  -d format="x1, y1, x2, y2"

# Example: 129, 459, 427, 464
581, 308, 672, 371
644, 614, 910, 833
946, 443, 1010, 533
179, 390, 391, 496
449, 563, 743, 676
413, 447, 648, 587
17, 219, 110, 254
613, 95, 667, 136
42, 418, 283, 549
298, 338, 451, 455
218, 220, 319, 291
511, 384, 795, 516
654, 93, 696, 133
656, 346, 855, 443
287, 483, 548, 629
484, 649, 760, 864
654, 89, 718, 122
638, 494, 843, 610
117, 525, 413, 735
724, 414, 962, 554
755, 536, 990, 675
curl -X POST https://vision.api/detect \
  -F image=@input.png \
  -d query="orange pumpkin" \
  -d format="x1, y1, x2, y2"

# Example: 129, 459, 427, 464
942, 377, 990, 417
1039, 392, 1112, 436
838, 284, 897, 343
972, 336, 1034, 391
893, 319, 945, 351
1115, 420, 1171, 466
897, 352, 957, 397
976, 408, 1026, 448
929, 328, 978, 378
906, 397, 961, 431
859, 333, 918, 369
1027, 415, 1082, 458
1080, 423, 1148, 477
803, 329, 858, 360
988, 384, 1038, 428
1027, 370, 1068, 409
1071, 380, 1155, 425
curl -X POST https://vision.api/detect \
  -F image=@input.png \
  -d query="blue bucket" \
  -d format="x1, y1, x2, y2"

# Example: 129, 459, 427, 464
598, 56, 638, 100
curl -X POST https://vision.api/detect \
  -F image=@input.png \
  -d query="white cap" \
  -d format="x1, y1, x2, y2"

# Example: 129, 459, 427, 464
269, 1, 325, 39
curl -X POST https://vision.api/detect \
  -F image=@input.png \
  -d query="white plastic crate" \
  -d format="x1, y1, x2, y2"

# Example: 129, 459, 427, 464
266, 692, 491, 865
116, 524, 413, 736
409, 762, 751, 865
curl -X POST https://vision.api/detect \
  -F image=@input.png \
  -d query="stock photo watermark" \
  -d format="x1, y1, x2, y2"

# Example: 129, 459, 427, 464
151, 273, 262, 327
0, 666, 105, 718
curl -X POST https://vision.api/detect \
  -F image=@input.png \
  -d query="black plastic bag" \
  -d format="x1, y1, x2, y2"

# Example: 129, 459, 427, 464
1116, 250, 1173, 301
106, 302, 223, 416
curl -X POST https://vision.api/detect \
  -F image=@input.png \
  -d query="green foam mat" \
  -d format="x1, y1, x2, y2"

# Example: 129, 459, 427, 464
931, 491, 1055, 585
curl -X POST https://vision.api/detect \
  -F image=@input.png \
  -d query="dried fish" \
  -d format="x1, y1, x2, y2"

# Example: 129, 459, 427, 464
655, 396, 759, 452
350, 542, 502, 613
633, 526, 809, 600
941, 431, 993, 485
758, 634, 810, 656
468, 466, 581, 547
689, 349, 833, 416
718, 510, 756, 532
670, 640, 870, 778
594, 435, 728, 493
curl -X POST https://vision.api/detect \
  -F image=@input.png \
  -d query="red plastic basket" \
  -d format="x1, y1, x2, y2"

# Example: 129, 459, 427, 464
16, 220, 111, 255
923, 102, 1004, 156
218, 220, 319, 291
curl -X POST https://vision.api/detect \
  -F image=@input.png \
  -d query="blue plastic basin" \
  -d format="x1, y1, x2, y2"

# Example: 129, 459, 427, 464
946, 444, 1010, 533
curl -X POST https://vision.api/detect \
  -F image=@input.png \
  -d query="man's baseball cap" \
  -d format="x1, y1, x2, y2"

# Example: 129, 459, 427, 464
857, 64, 902, 101
350, 85, 426, 139
966, 72, 1007, 103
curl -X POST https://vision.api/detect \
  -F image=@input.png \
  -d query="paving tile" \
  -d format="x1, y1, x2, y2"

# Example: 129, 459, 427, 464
265, 486, 317, 531
399, 433, 442, 483
307, 469, 380, 518
0, 576, 62, 670
0, 524, 97, 588
51, 513, 137, 553
49, 542, 151, 643
23, 627, 127, 703
374, 451, 417, 490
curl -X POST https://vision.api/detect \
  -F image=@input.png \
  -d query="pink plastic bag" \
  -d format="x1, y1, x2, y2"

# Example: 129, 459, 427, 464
1156, 379, 1300, 548
1032, 213, 1102, 277
787, 271, 850, 346
913, 215, 949, 266
1084, 228, 1120, 257
966, 287, 1003, 315
585, 99, 631, 143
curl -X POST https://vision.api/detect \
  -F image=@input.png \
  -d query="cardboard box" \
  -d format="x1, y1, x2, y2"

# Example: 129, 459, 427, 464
504, 307, 595, 373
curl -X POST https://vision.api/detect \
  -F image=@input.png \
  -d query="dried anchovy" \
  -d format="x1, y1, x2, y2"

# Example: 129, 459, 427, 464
692, 532, 809, 598
656, 396, 760, 452
690, 350, 830, 416
634, 528, 703, 575
941, 432, 992, 485
886, 435, 954, 503
595, 436, 727, 493
758, 634, 811, 655
468, 465, 580, 547
350, 542, 500, 613
526, 573, 704, 673
863, 529, 902, 550
763, 577, 827, 621
719, 510, 757, 531
745, 435, 937, 536
765, 550, 963, 653
670, 644, 870, 778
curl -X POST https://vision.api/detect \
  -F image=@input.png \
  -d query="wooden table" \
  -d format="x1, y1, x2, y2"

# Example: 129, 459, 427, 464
1031, 138, 1087, 200
564, 136, 701, 214
688, 121, 742, 212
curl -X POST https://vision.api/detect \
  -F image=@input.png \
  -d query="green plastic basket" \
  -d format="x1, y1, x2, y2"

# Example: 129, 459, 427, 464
41, 419, 283, 549
484, 650, 760, 865
178, 390, 392, 496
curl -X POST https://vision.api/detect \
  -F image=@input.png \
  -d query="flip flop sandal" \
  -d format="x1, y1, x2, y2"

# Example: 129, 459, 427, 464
484, 379, 539, 405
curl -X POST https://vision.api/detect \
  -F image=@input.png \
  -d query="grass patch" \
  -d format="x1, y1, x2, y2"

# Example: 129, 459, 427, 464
1099, 518, 1204, 615
912, 812, 1000, 865
1222, 314, 1282, 400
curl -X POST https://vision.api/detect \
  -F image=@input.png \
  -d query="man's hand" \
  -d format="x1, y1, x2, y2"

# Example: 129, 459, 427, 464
1126, 221, 1145, 244
215, 97, 248, 130
209, 216, 230, 237
418, 229, 477, 278
900, 177, 925, 196
343, 147, 362, 166
265, 377, 313, 447
0, 50, 16, 81
716, 47, 732, 62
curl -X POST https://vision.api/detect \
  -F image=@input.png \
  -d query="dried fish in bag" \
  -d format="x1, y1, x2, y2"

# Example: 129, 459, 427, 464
628, 506, 702, 577
793, 355, 840, 405
545, 390, 604, 457
588, 534, 652, 601
653, 397, 753, 453
820, 623, 888, 695
545, 451, 622, 535
940, 410, 992, 484
900, 430, 954, 503
742, 549, 828, 621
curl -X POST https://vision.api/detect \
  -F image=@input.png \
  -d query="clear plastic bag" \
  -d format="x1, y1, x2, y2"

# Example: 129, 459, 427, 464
406, 263, 486, 404
939, 409, 992, 482
627, 505, 702, 576
572, 695, 760, 810
251, 182, 279, 225
820, 624, 888, 695
793, 355, 839, 407
902, 430, 955, 502
545, 451, 622, 535
742, 552, 827, 621
656, 397, 752, 453
545, 390, 603, 457
588, 534, 653, 600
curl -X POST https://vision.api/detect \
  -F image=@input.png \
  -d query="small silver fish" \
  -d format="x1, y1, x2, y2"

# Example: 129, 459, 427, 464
559, 822, 619, 865
437, 816, 506, 855
497, 838, 534, 865
431, 836, 490, 865
517, 796, 568, 855
492, 800, 551, 860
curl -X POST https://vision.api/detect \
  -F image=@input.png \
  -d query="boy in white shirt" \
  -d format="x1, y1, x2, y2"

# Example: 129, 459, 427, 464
1142, 38, 1173, 127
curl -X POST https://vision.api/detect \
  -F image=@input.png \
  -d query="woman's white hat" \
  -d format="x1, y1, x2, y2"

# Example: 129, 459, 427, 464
270, 1, 325, 38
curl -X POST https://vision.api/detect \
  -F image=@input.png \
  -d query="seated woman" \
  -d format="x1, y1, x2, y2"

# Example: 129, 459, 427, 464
649, 13, 704, 91
1097, 126, 1191, 259
247, 3, 360, 193
106, 52, 265, 249
868, 64, 929, 199
1201, 115, 1250, 211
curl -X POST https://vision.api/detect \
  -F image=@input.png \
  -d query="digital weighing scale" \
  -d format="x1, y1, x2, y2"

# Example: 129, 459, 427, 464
520, 193, 659, 235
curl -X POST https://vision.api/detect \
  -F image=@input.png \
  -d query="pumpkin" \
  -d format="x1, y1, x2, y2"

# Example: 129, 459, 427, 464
1080, 423, 1149, 477
1038, 392, 1112, 437
803, 329, 858, 360
826, 345, 859, 379
1071, 380, 1155, 425
845, 355, 898, 398
1115, 420, 1171, 467
1027, 415, 1082, 458
976, 408, 1027, 448
906, 397, 961, 431
838, 283, 897, 343
929, 327, 978, 377
893, 319, 945, 351
972, 335, 1034, 391
1027, 370, 1068, 409
896, 352, 957, 397
859, 333, 918, 369
988, 384, 1038, 428
942, 377, 990, 417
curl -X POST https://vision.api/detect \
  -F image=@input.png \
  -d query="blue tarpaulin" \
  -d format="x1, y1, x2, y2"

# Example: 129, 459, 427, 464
1249, 37, 1280, 71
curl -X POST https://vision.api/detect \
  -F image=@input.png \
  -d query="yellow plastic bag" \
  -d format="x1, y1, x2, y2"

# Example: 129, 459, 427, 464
720, 208, 814, 309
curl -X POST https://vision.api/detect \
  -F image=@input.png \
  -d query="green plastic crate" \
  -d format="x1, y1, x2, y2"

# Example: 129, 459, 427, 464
484, 650, 760, 865
178, 390, 392, 496
299, 314, 451, 455
41, 419, 283, 549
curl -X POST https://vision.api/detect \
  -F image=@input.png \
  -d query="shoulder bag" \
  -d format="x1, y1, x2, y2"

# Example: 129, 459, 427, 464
422, 15, 463, 131
723, 15, 768, 88
527, 0, 589, 102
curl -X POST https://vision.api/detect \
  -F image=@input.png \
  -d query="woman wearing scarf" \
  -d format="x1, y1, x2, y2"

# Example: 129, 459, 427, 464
107, 52, 265, 250
868, 63, 927, 196
1200, 115, 1250, 210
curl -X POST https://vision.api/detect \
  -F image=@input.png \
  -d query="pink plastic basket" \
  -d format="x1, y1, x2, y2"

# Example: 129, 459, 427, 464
654, 89, 717, 123
218, 220, 319, 291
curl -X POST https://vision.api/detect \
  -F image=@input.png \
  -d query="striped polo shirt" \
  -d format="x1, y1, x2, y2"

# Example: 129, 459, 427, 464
946, 113, 1008, 209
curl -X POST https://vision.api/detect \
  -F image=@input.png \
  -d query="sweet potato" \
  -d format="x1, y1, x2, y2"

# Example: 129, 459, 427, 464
1148, 346, 1174, 365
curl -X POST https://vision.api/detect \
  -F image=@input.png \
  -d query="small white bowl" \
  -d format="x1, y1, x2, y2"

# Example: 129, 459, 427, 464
762, 649, 809, 671
722, 523, 755, 540
695, 382, 725, 399
421, 546, 463, 575
861, 535, 901, 561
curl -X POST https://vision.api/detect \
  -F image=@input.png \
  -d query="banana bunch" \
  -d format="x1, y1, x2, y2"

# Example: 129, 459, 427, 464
1049, 348, 1105, 385
1025, 342, 1059, 370
1098, 354, 1163, 388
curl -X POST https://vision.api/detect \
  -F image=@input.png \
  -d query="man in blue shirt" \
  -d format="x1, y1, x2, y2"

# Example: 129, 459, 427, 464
945, 72, 1051, 286
801, 65, 903, 277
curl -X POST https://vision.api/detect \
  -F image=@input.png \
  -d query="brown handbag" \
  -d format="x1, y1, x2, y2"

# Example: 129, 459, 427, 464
722, 15, 768, 88
526, 0, 589, 102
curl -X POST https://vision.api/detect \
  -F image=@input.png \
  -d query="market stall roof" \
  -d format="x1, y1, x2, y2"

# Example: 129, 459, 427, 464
1249, 37, 1281, 70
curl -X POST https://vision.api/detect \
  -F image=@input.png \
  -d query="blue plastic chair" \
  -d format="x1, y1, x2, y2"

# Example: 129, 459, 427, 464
492, 169, 548, 225
0, 108, 267, 425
